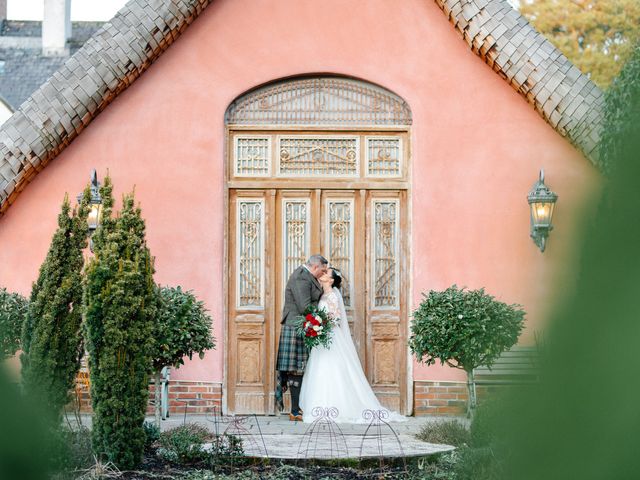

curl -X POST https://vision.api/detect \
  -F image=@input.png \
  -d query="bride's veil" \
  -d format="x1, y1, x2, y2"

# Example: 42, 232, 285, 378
333, 287, 358, 355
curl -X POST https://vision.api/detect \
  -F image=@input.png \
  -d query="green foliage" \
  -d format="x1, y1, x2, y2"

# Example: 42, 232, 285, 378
0, 287, 28, 360
208, 433, 245, 469
50, 426, 94, 474
520, 0, 640, 89
143, 421, 161, 448
157, 424, 211, 465
152, 286, 215, 372
453, 446, 503, 480
84, 176, 156, 469
409, 285, 525, 373
599, 43, 640, 173
0, 366, 55, 479
491, 38, 640, 479
416, 420, 470, 448
20, 192, 89, 426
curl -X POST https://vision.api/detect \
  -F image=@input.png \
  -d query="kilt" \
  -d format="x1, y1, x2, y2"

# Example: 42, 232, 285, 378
275, 324, 308, 374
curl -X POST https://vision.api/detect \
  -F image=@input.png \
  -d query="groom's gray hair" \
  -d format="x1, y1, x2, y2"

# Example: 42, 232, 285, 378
306, 254, 328, 267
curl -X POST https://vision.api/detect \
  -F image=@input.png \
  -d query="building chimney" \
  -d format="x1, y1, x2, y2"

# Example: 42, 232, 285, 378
42, 0, 72, 56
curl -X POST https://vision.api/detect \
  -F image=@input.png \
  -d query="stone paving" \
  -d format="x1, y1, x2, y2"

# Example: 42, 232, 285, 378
163, 414, 457, 460
75, 413, 461, 459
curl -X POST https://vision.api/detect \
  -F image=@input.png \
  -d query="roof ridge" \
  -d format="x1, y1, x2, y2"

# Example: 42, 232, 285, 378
434, 0, 604, 164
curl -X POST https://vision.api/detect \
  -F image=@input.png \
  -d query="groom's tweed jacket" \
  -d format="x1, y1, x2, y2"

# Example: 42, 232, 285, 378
281, 266, 323, 325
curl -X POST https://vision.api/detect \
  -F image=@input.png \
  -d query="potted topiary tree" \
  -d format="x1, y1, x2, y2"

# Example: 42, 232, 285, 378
409, 285, 525, 417
150, 286, 215, 428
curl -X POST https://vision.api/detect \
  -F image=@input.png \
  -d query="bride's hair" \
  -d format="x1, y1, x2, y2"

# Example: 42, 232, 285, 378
331, 268, 342, 289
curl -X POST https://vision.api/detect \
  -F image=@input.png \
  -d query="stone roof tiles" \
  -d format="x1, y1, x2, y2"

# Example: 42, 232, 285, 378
0, 0, 605, 216
434, 0, 604, 163
0, 0, 211, 215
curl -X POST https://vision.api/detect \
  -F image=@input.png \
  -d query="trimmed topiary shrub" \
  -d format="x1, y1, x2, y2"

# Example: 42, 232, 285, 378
84, 176, 157, 469
0, 287, 28, 360
409, 285, 525, 416
150, 285, 215, 427
20, 191, 89, 426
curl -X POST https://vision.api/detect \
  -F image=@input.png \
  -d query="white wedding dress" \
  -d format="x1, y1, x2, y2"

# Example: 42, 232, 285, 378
300, 287, 406, 423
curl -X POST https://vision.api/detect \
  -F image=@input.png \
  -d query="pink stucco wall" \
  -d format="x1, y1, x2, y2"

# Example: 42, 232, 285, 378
0, 0, 599, 386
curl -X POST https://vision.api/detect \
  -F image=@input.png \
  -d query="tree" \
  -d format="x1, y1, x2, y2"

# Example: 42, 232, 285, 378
150, 286, 215, 427
409, 285, 525, 416
599, 43, 640, 173
520, 0, 640, 89
0, 287, 28, 360
20, 192, 89, 426
84, 177, 156, 469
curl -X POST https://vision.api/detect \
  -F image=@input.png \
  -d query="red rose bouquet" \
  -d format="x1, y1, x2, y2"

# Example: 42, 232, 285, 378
295, 304, 337, 350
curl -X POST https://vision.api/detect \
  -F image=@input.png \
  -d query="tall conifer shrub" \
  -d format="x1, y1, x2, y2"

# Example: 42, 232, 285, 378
84, 177, 156, 469
20, 191, 89, 426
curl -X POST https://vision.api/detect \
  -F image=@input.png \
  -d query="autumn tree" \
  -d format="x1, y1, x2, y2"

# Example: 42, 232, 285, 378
520, 0, 640, 89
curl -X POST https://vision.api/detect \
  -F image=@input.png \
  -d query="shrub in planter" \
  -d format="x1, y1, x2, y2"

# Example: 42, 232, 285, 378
0, 287, 28, 360
409, 285, 525, 416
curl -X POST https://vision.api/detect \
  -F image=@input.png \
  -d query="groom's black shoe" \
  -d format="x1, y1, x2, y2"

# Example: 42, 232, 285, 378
289, 412, 303, 421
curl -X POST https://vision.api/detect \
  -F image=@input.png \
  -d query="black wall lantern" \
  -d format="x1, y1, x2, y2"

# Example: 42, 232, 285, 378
527, 169, 557, 252
77, 169, 102, 249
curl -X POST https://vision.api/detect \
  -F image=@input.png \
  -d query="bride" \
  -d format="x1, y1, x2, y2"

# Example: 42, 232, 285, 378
299, 268, 405, 423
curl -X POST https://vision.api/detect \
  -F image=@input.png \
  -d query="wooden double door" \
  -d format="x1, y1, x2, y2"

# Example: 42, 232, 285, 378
227, 188, 408, 415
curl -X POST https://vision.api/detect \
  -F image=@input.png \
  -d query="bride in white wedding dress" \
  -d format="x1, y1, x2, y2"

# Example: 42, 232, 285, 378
299, 268, 405, 423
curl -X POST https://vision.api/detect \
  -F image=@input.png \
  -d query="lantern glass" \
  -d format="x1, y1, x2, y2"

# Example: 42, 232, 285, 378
531, 201, 554, 227
88, 202, 102, 231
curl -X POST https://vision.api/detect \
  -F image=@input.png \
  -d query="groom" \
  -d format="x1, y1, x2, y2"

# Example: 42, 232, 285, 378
275, 254, 328, 421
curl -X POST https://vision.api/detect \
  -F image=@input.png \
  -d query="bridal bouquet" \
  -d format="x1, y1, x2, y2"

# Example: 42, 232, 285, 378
295, 305, 337, 350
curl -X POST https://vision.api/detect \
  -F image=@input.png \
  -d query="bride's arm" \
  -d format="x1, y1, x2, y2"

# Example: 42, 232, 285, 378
322, 290, 341, 319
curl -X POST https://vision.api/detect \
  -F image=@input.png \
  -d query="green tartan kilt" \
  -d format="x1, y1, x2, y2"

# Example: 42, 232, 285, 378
276, 324, 308, 374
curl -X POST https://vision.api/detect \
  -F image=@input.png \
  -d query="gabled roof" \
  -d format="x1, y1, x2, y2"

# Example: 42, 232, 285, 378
0, 21, 105, 108
0, 0, 604, 216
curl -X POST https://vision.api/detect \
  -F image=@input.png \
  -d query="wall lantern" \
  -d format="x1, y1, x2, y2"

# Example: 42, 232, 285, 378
77, 170, 102, 248
527, 169, 557, 252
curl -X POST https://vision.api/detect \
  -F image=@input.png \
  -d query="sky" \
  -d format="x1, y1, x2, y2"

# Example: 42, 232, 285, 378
7, 0, 129, 21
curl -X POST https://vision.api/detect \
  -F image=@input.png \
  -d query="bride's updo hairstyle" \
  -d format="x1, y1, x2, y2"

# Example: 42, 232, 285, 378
331, 268, 342, 289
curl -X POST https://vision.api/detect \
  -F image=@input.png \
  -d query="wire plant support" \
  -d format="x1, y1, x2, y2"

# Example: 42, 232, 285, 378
205, 405, 269, 460
297, 407, 350, 461
358, 409, 407, 474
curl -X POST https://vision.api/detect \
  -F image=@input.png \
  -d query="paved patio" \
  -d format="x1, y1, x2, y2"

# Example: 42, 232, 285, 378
75, 414, 461, 460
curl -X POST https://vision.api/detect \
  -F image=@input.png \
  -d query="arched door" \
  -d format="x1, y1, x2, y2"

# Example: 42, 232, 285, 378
224, 77, 412, 415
